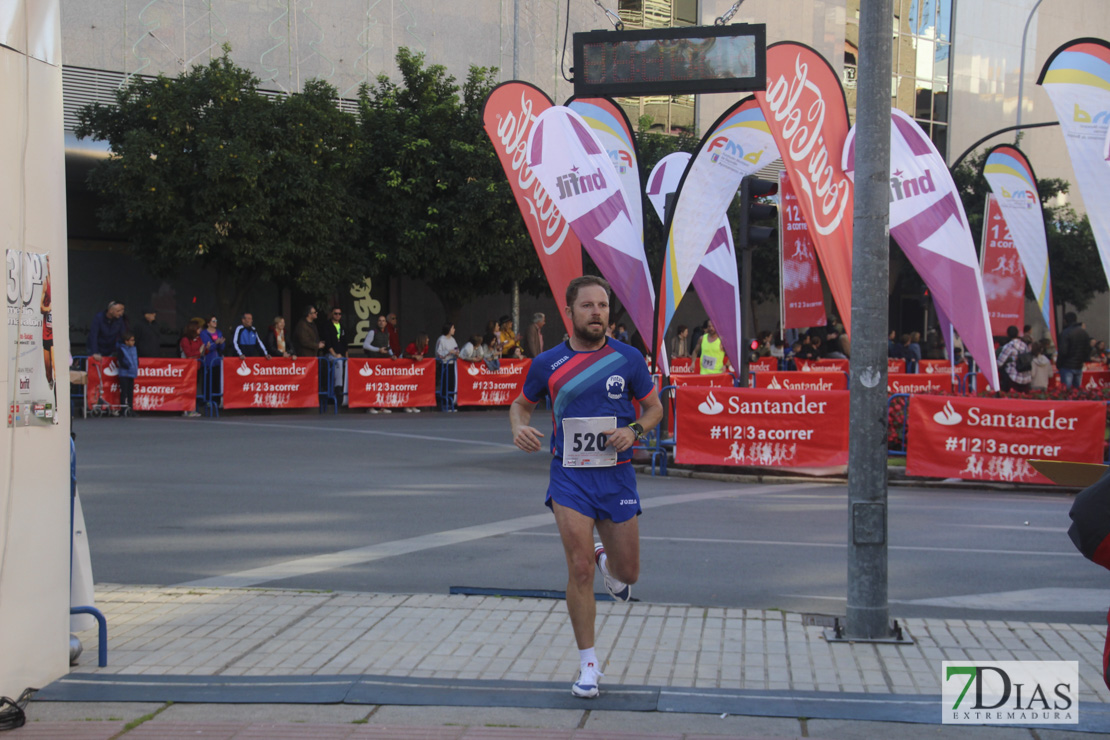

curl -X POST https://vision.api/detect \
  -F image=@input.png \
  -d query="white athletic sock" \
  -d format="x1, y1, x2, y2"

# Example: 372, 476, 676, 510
579, 647, 597, 668
596, 549, 609, 576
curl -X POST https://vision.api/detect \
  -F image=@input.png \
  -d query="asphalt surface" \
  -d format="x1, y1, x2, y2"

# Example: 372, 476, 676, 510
72, 408, 1105, 624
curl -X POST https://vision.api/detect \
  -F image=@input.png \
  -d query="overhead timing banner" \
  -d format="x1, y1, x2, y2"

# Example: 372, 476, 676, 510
982, 144, 1056, 343
527, 106, 656, 349
645, 151, 743, 378
1038, 39, 1110, 291
779, 169, 827, 330
980, 195, 1026, 338
755, 43, 854, 335
483, 82, 581, 335
844, 109, 999, 391
655, 97, 779, 360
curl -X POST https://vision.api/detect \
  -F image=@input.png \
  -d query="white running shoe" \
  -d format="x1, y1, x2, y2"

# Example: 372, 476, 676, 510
594, 543, 631, 602
572, 661, 603, 698
367, 408, 380, 414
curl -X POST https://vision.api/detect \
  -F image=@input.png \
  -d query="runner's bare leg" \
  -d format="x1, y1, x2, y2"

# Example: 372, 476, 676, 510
553, 502, 599, 649
596, 515, 640, 585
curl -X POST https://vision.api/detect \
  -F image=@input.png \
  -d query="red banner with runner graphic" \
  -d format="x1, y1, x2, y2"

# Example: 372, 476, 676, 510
779, 169, 828, 330
751, 371, 847, 391
85, 357, 198, 412
456, 359, 530, 406
981, 194, 1025, 338
887, 373, 956, 395
676, 387, 850, 467
917, 359, 969, 376
223, 357, 318, 409
348, 358, 435, 408
906, 394, 1106, 483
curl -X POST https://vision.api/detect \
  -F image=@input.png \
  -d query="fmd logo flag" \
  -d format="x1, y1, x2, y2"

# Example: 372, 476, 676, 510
844, 109, 999, 391
942, 661, 1077, 725
1038, 38, 1110, 294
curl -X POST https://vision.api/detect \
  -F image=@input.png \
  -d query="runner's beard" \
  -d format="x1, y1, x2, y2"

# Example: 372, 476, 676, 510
573, 318, 606, 344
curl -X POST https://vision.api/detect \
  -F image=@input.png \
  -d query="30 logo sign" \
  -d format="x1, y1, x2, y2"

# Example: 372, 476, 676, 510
942, 661, 1077, 725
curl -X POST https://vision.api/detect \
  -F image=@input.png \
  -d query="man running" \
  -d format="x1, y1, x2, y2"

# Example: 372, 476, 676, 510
510, 275, 663, 699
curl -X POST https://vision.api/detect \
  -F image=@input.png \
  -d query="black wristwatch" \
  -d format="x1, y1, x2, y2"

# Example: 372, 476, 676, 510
627, 421, 646, 440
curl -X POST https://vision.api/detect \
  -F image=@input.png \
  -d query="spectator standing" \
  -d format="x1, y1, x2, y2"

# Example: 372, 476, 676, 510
386, 313, 401, 357
265, 316, 291, 358
362, 315, 395, 358
436, 323, 460, 362
88, 300, 128, 360
669, 325, 690, 358
997, 325, 1031, 393
486, 319, 504, 358
320, 307, 348, 403
133, 308, 163, 358
459, 334, 483, 361
404, 333, 430, 360
498, 315, 520, 357
199, 315, 225, 403
115, 331, 139, 416
1057, 312, 1091, 390
615, 323, 630, 344
524, 312, 546, 358
1030, 340, 1053, 391
436, 323, 460, 411
293, 306, 324, 357
179, 320, 206, 360
232, 313, 270, 358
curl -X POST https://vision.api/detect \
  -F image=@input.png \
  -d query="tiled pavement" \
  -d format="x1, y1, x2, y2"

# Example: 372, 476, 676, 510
12, 584, 1110, 738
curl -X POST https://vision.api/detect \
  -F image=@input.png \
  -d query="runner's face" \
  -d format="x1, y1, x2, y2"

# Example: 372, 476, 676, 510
569, 285, 609, 343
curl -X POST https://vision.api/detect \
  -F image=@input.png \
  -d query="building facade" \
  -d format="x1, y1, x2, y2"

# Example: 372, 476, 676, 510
59, 0, 1110, 346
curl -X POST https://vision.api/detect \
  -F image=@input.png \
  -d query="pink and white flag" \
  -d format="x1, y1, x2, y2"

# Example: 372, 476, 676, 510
526, 107, 656, 348
646, 152, 743, 379
843, 109, 999, 390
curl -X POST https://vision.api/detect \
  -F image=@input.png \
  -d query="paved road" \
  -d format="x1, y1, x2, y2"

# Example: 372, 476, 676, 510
72, 409, 1106, 624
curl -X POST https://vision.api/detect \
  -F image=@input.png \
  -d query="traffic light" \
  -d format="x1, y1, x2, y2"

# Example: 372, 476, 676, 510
738, 175, 779, 249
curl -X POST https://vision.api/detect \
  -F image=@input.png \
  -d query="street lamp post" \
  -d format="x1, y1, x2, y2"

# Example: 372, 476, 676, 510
1015, 0, 1046, 138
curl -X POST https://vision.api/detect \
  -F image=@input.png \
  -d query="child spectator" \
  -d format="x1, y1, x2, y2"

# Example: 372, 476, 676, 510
1030, 339, 1054, 391
116, 331, 139, 416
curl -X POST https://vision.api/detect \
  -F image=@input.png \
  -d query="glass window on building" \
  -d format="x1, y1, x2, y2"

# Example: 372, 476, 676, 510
614, 0, 696, 135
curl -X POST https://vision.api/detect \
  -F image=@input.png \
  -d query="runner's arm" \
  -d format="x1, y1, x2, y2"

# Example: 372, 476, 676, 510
510, 394, 544, 453
603, 389, 664, 453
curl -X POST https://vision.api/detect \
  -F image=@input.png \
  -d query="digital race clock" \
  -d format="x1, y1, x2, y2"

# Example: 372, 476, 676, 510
572, 24, 766, 98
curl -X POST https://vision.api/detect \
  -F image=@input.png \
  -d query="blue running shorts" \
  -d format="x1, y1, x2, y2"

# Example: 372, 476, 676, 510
546, 459, 641, 523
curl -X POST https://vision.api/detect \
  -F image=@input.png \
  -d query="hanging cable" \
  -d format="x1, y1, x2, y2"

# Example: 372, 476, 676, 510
593, 0, 625, 30
716, 0, 747, 25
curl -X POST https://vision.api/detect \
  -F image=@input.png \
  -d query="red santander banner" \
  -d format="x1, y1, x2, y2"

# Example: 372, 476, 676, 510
779, 169, 827, 329
888, 358, 907, 373
918, 359, 968, 376
669, 356, 696, 374
223, 357, 318, 409
348, 358, 435, 409
456, 359, 530, 406
887, 373, 955, 395
676, 387, 849, 467
907, 394, 1106, 483
671, 372, 734, 388
796, 358, 849, 372
980, 194, 1025, 337
751, 371, 847, 391
749, 357, 778, 373
85, 357, 198, 412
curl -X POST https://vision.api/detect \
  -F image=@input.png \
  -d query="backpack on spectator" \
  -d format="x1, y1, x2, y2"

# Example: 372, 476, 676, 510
1015, 351, 1034, 373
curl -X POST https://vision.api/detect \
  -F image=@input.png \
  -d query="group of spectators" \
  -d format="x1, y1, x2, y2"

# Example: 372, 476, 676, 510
995, 312, 1108, 393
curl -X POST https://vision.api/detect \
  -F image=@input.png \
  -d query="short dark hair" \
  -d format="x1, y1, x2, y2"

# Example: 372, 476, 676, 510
1006, 325, 1019, 339
566, 275, 611, 305
441, 323, 454, 336
304, 305, 316, 318
1064, 311, 1078, 324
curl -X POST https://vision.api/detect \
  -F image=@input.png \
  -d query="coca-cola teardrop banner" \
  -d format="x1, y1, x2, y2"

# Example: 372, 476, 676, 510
482, 82, 582, 334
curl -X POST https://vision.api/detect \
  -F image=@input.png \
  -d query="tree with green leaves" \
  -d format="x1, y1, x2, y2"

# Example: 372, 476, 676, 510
952, 147, 1105, 318
75, 50, 369, 319
355, 48, 545, 320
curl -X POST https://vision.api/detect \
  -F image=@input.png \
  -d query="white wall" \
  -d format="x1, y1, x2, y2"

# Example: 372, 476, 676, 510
0, 0, 72, 698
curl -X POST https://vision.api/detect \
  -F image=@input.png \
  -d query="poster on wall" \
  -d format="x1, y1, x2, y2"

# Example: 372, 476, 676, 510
6, 250, 57, 426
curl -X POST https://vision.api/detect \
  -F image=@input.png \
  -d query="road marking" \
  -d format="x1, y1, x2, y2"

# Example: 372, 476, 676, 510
176, 484, 809, 589
215, 419, 518, 449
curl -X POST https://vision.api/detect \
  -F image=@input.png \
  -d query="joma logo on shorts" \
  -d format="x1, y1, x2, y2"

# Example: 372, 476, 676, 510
620, 499, 637, 506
